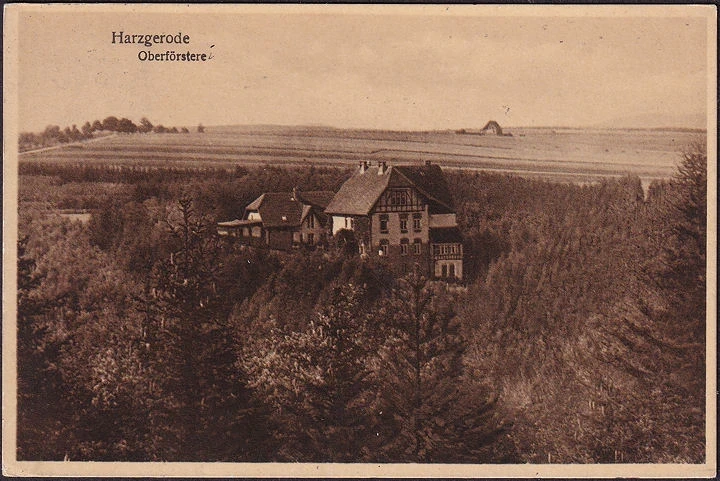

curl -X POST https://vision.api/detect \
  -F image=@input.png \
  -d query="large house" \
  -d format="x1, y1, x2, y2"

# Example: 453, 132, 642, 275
217, 161, 463, 280
217, 188, 334, 250
325, 161, 463, 280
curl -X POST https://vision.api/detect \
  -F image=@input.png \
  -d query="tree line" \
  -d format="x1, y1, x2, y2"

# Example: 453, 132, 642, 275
16, 147, 707, 462
18, 116, 203, 152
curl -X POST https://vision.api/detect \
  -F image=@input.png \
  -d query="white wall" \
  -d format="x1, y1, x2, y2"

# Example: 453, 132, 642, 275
331, 215, 354, 235
428, 213, 457, 228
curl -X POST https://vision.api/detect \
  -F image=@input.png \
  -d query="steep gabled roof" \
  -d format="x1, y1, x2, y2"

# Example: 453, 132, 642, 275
324, 166, 394, 215
243, 190, 335, 228
393, 164, 455, 212
245, 194, 265, 211
325, 163, 455, 216
244, 192, 303, 228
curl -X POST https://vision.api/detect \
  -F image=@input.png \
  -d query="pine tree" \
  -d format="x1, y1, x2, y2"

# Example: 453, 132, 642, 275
366, 270, 506, 462
143, 197, 269, 460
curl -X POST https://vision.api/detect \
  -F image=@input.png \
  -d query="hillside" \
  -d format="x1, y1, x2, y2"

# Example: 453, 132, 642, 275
19, 125, 705, 184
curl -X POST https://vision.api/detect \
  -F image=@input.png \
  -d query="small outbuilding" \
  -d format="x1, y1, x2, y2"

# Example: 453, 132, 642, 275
480, 120, 503, 135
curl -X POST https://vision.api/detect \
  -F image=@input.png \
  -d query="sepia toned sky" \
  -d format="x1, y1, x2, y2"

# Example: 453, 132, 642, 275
15, 6, 711, 132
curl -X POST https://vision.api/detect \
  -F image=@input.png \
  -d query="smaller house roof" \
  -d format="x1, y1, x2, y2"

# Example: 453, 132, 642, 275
243, 190, 335, 228
297, 191, 335, 209
218, 219, 261, 227
245, 194, 265, 211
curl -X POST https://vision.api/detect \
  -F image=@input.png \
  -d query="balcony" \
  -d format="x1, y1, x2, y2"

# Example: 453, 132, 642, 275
431, 242, 463, 260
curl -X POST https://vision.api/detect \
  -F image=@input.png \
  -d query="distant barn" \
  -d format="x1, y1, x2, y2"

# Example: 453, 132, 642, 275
480, 120, 503, 135
456, 120, 508, 136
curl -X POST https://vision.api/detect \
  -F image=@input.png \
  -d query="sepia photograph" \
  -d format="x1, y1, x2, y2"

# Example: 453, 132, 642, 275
2, 4, 716, 477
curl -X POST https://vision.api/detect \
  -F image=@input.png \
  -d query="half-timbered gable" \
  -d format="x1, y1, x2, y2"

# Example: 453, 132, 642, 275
325, 161, 464, 280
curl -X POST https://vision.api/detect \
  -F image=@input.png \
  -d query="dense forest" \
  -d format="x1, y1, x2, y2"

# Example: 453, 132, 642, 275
17, 147, 706, 463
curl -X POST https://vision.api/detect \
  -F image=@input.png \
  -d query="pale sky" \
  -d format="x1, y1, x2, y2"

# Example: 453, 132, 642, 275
15, 6, 711, 132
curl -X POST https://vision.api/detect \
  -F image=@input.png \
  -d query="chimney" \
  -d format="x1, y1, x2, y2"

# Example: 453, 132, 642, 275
359, 161, 368, 174
377, 161, 387, 175
291, 186, 299, 201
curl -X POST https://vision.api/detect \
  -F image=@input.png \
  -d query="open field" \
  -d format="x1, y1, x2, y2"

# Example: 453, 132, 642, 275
19, 125, 705, 183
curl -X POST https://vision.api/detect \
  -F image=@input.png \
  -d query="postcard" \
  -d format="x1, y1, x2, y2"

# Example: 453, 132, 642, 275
3, 3, 716, 477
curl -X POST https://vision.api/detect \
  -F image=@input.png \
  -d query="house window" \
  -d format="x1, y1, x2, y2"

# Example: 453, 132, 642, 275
399, 214, 408, 233
307, 233, 314, 245
434, 244, 459, 256
449, 264, 456, 279
413, 213, 422, 232
243, 227, 249, 237
400, 238, 409, 256
390, 190, 409, 206
378, 239, 389, 256
308, 215, 315, 229
413, 238, 422, 255
379, 214, 389, 234
441, 264, 448, 278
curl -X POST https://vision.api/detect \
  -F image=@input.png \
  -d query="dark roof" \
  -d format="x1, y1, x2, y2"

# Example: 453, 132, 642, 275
243, 190, 335, 228
393, 164, 454, 212
297, 191, 335, 209
481, 120, 502, 134
325, 163, 455, 216
430, 226, 463, 244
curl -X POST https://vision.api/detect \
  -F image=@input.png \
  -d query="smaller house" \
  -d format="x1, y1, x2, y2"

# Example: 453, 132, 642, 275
218, 188, 334, 251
